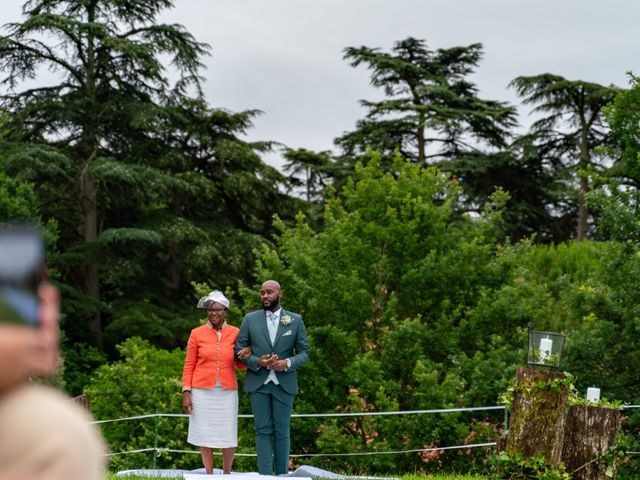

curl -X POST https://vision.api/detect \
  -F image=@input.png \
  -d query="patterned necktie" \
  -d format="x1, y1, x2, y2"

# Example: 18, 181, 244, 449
267, 311, 278, 344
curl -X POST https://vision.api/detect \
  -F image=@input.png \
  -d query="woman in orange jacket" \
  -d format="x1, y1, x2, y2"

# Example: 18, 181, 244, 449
182, 290, 250, 474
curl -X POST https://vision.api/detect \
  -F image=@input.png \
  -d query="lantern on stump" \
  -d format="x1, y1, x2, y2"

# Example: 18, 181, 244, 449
527, 327, 565, 369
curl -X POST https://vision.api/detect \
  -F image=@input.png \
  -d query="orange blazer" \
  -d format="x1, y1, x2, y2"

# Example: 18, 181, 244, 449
182, 323, 246, 390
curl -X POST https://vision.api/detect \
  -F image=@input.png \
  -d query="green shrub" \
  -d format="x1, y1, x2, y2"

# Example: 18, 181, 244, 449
85, 337, 190, 472
489, 452, 571, 480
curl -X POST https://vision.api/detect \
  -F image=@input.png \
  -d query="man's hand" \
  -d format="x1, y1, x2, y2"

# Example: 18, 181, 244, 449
236, 346, 252, 360
182, 391, 192, 414
258, 353, 277, 368
268, 359, 289, 372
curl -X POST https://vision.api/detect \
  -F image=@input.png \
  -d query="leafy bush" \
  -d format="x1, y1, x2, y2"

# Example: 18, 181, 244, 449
85, 337, 189, 472
489, 452, 571, 480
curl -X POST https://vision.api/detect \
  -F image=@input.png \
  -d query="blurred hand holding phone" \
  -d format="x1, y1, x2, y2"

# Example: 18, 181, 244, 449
0, 224, 45, 326
0, 224, 60, 391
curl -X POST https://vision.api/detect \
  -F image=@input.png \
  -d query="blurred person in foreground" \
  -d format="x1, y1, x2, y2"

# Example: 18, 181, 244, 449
0, 282, 107, 480
182, 290, 251, 474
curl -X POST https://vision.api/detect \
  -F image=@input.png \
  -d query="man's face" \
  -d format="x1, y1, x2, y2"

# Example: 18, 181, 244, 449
260, 282, 281, 311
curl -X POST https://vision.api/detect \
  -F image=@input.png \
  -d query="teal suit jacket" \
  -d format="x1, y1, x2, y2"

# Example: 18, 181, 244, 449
235, 308, 310, 395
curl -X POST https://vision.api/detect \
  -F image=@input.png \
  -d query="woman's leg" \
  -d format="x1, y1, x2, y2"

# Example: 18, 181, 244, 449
199, 446, 214, 474
222, 447, 235, 474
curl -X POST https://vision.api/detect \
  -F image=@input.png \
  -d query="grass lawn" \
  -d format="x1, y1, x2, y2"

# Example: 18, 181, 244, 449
107, 474, 489, 480
401, 475, 487, 480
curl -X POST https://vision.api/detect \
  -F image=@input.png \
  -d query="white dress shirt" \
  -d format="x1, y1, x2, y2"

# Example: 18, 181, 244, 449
264, 308, 281, 385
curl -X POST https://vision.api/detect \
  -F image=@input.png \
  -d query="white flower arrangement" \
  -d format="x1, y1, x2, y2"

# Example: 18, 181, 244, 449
281, 315, 293, 326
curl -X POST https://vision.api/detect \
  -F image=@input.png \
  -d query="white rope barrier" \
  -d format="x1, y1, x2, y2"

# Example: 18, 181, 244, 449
96, 406, 507, 459
91, 405, 507, 424
290, 442, 498, 457
290, 406, 506, 417
105, 448, 156, 457
104, 442, 499, 458
92, 413, 185, 425
95, 404, 640, 461
92, 403, 640, 425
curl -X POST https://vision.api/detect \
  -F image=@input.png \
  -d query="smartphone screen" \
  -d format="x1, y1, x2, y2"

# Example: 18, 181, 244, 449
0, 225, 44, 326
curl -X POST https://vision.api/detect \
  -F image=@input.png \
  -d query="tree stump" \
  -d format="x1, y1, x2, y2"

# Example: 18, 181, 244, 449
562, 404, 621, 480
505, 367, 569, 464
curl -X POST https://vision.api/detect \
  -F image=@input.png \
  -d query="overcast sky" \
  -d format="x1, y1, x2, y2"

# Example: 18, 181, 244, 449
3, 0, 640, 168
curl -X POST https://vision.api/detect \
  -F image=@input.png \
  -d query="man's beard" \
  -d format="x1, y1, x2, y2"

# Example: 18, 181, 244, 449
263, 295, 280, 310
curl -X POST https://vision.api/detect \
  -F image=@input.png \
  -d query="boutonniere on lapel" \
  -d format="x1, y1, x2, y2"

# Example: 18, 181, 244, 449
281, 315, 293, 326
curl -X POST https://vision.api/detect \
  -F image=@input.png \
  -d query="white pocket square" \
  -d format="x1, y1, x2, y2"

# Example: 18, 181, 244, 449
282, 330, 293, 336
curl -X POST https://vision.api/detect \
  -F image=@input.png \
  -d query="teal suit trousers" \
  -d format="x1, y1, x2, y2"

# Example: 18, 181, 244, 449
249, 382, 294, 475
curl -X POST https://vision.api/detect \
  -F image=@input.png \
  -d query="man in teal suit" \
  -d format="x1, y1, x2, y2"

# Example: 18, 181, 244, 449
235, 280, 310, 475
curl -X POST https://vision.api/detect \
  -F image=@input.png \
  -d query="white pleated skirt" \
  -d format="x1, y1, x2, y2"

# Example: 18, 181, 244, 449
187, 384, 238, 448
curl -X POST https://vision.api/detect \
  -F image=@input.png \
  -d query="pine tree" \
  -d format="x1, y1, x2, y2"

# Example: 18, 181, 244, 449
336, 38, 517, 167
0, 0, 295, 351
510, 74, 617, 241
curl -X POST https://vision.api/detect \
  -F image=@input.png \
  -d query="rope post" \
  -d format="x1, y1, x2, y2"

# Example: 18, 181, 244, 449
152, 411, 159, 469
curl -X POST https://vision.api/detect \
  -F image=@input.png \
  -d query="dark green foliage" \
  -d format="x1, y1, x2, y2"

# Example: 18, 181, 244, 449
0, 0, 208, 349
337, 38, 516, 167
334, 36, 570, 242
61, 341, 107, 397
509, 74, 618, 241
85, 337, 189, 472
605, 74, 640, 184
589, 74, 640, 243
446, 142, 565, 242
283, 148, 334, 203
614, 433, 640, 480
0, 0, 300, 367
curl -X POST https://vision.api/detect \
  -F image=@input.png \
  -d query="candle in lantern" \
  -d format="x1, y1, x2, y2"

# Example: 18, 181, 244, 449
539, 337, 553, 362
586, 387, 600, 403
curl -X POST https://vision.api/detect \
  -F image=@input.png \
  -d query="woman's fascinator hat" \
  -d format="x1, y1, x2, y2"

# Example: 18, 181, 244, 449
197, 290, 230, 309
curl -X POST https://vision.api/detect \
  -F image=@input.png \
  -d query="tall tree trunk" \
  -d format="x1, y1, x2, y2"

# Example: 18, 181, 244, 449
576, 174, 589, 242
165, 239, 181, 296
506, 368, 569, 464
562, 405, 620, 480
80, 161, 102, 349
80, 0, 102, 349
164, 189, 182, 298
416, 112, 426, 164
410, 83, 426, 164
576, 122, 590, 241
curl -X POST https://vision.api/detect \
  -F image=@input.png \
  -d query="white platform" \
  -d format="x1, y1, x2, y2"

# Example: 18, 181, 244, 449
116, 465, 347, 479
184, 475, 310, 480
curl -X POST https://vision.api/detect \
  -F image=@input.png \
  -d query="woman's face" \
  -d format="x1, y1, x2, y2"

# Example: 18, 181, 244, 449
207, 302, 227, 329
